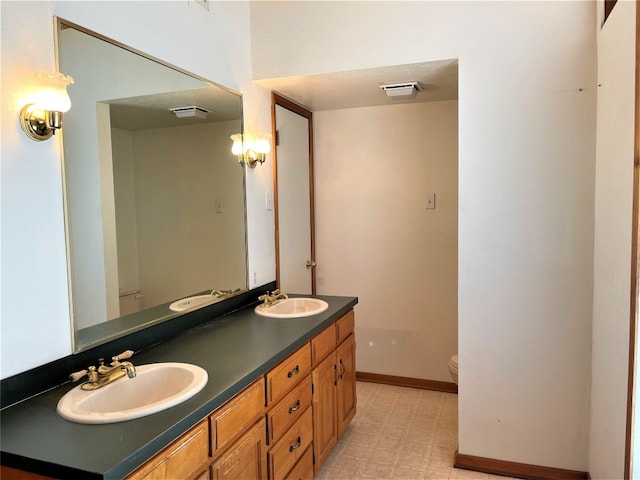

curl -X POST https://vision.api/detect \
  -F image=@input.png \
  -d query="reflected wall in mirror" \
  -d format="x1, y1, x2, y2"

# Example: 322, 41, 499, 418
58, 19, 247, 352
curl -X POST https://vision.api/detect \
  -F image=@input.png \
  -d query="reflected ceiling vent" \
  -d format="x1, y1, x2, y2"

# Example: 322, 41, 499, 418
380, 82, 423, 99
168, 105, 211, 119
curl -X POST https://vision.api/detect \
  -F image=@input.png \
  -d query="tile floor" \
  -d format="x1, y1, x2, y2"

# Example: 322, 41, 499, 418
315, 381, 514, 480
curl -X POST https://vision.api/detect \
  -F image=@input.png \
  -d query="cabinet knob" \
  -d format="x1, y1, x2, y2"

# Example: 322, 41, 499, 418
305, 260, 316, 269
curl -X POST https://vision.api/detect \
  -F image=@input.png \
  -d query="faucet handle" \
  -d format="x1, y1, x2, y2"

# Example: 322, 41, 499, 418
112, 350, 134, 362
69, 369, 88, 382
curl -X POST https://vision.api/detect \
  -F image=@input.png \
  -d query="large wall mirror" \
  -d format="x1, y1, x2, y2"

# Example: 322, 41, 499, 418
57, 19, 247, 352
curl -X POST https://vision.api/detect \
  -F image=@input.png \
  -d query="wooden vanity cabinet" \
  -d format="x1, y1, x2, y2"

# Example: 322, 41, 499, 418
124, 309, 355, 480
311, 311, 357, 474
209, 378, 266, 458
311, 351, 338, 471
265, 344, 311, 406
125, 420, 209, 480
210, 418, 267, 480
267, 407, 313, 480
336, 332, 356, 438
264, 344, 313, 480
266, 376, 312, 445
283, 444, 313, 480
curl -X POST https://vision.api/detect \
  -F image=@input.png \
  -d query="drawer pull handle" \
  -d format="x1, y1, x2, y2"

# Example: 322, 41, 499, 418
334, 364, 339, 386
287, 365, 300, 378
289, 437, 302, 452
289, 400, 301, 414
339, 359, 346, 379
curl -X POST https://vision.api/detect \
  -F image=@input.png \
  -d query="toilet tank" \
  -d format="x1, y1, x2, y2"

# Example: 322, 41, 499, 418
119, 288, 144, 316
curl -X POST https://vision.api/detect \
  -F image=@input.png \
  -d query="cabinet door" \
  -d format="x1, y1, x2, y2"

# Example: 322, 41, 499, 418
311, 352, 337, 474
125, 420, 209, 480
210, 418, 267, 480
336, 333, 356, 439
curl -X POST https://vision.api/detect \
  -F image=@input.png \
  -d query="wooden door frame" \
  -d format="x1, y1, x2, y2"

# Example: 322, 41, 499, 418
624, 1, 640, 478
271, 92, 316, 294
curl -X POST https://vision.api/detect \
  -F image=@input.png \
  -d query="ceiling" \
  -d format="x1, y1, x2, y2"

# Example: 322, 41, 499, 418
255, 59, 458, 111
106, 60, 458, 130
107, 86, 241, 130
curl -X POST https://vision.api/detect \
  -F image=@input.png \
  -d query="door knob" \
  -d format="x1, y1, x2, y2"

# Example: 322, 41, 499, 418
305, 260, 316, 269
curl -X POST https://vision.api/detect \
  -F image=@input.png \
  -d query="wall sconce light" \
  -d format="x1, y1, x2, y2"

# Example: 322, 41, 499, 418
20, 72, 74, 142
230, 133, 271, 168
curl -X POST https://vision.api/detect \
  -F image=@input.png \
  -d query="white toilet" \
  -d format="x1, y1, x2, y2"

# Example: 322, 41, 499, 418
448, 354, 459, 385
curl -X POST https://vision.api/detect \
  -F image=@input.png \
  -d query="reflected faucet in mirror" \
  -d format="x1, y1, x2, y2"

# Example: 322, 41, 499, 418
169, 288, 243, 312
211, 288, 242, 298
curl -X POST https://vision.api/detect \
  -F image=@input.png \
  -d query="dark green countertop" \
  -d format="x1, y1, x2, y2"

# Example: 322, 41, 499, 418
0, 295, 357, 479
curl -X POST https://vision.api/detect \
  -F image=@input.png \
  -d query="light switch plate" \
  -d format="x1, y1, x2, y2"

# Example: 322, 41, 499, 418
426, 192, 436, 210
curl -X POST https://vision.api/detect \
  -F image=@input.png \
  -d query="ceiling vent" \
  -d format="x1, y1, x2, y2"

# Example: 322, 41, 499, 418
168, 105, 211, 119
380, 82, 423, 99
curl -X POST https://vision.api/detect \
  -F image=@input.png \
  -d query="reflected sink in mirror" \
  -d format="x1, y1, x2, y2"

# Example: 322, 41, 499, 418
169, 294, 216, 312
57, 363, 208, 424
254, 298, 329, 319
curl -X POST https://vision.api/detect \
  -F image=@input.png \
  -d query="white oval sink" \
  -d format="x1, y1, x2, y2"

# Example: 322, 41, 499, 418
255, 298, 329, 318
57, 363, 208, 424
169, 294, 214, 312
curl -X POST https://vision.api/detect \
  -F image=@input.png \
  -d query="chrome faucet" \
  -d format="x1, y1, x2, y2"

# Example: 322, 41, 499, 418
69, 350, 137, 391
258, 289, 288, 307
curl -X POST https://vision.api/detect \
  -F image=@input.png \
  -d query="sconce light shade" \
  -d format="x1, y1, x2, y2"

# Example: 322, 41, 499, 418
231, 134, 244, 156
230, 132, 272, 168
20, 72, 74, 142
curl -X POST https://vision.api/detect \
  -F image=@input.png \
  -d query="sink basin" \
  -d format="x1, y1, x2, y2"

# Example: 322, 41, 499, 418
254, 298, 329, 318
169, 294, 214, 312
57, 363, 208, 424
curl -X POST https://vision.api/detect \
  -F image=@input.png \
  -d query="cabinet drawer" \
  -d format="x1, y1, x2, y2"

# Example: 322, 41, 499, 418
283, 446, 313, 480
210, 418, 266, 480
267, 407, 313, 480
265, 344, 311, 405
336, 310, 355, 345
125, 420, 209, 480
267, 375, 312, 445
311, 324, 336, 366
210, 378, 265, 457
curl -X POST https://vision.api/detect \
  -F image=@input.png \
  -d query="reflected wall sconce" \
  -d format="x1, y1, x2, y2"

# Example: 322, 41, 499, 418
20, 72, 74, 142
230, 133, 271, 168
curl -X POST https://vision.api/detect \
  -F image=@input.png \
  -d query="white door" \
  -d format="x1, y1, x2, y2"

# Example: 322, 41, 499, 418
274, 97, 315, 294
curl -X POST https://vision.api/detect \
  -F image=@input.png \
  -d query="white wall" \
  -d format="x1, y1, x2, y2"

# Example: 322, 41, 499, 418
131, 121, 246, 307
0, 0, 265, 378
315, 101, 458, 382
251, 0, 596, 471
589, 1, 637, 478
